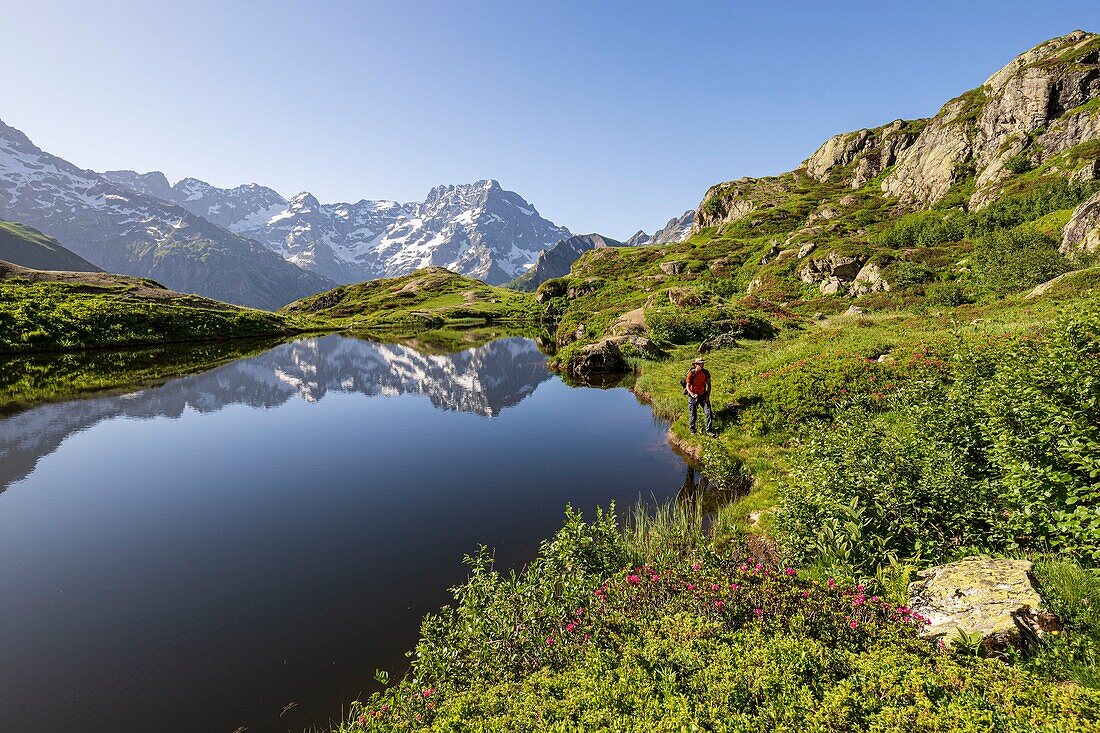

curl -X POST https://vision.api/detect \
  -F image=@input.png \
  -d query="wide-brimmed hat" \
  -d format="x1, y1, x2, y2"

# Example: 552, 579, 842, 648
692, 358, 705, 365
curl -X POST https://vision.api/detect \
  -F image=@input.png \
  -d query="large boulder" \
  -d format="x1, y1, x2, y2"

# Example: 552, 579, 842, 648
1062, 190, 1100, 254
567, 338, 629, 377
799, 252, 868, 289
849, 261, 891, 296
658, 260, 687, 276
608, 307, 647, 336
908, 556, 1060, 652
698, 332, 740, 353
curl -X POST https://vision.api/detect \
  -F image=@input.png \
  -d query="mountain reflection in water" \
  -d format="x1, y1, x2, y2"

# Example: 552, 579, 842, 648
0, 335, 551, 492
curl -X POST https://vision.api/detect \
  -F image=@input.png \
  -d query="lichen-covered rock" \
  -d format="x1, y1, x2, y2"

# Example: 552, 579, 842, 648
804, 119, 921, 188
610, 335, 666, 361
1062, 190, 1100, 254
908, 556, 1060, 651
566, 277, 602, 299
881, 31, 1100, 209
567, 338, 629, 376
698, 332, 740, 353
667, 287, 706, 307
607, 307, 646, 336
658, 260, 686, 276
799, 252, 867, 286
849, 262, 891, 296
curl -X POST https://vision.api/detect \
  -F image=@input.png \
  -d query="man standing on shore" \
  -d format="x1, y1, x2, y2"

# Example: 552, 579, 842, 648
685, 357, 715, 437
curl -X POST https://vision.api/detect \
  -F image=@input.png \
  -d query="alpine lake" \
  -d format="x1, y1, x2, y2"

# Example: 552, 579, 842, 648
0, 330, 721, 732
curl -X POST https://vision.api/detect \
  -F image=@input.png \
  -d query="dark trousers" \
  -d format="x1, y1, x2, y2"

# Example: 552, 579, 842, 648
688, 394, 713, 433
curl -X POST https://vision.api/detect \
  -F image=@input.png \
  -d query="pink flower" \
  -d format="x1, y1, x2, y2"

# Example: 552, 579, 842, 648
692, 563, 701, 571
730, 583, 739, 591
358, 715, 367, 725
711, 583, 720, 591
686, 583, 696, 591
827, 578, 837, 589
626, 574, 641, 585
422, 688, 435, 698
381, 704, 389, 713
754, 607, 763, 616
417, 714, 423, 722
785, 567, 798, 576
754, 563, 763, 571
546, 637, 554, 645
801, 590, 810, 598
650, 575, 660, 582
738, 564, 748, 572
583, 633, 591, 641
566, 622, 576, 632
849, 620, 859, 629
714, 600, 725, 609
575, 607, 585, 616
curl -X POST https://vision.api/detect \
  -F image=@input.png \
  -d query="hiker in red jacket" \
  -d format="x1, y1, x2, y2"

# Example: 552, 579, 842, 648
685, 357, 715, 437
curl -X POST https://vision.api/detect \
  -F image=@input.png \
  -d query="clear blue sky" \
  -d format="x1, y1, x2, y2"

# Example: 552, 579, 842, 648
1, 1, 1098, 239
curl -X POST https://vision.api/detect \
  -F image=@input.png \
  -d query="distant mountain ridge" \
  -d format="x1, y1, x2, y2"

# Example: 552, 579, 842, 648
625, 210, 695, 247
104, 171, 571, 285
508, 233, 623, 291
0, 121, 333, 309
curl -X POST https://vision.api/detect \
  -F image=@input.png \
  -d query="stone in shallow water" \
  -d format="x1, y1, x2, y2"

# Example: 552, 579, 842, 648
908, 555, 1060, 651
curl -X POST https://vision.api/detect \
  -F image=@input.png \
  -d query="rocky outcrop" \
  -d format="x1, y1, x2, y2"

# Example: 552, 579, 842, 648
798, 252, 868, 294
1062, 190, 1100, 254
849, 261, 891, 296
882, 31, 1100, 209
608, 307, 647, 337
908, 556, 1060, 652
804, 120, 923, 188
698, 332, 740, 353
692, 177, 790, 232
565, 338, 629, 377
659, 260, 687, 276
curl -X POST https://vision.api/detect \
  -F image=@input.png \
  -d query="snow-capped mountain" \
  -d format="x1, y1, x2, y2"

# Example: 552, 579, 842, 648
104, 172, 571, 285
0, 121, 333, 309
625, 210, 696, 247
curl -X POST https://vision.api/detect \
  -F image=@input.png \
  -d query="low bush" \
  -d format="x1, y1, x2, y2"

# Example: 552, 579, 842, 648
778, 304, 1100, 572
646, 305, 776, 345
972, 228, 1069, 294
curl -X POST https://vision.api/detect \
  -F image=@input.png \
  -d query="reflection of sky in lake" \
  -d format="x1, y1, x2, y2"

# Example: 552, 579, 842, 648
0, 335, 687, 733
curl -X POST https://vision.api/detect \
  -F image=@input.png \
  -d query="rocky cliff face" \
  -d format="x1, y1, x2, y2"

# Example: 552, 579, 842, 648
1063, 190, 1100, 253
694, 31, 1100, 227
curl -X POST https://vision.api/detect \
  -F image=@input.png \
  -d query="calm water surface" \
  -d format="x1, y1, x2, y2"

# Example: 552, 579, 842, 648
0, 335, 689, 732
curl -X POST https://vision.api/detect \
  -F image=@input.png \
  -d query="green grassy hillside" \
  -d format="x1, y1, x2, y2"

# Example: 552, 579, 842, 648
0, 261, 296, 353
0, 220, 101, 272
281, 266, 540, 329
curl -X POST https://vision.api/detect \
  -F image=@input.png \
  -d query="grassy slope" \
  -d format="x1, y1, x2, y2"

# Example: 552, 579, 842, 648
0, 220, 102, 272
0, 261, 297, 353
280, 266, 540, 330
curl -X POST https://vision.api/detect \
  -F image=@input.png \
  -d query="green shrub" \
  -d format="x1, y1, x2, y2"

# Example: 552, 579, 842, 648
1005, 151, 1035, 174
889, 260, 937, 289
646, 306, 776, 345
778, 304, 1100, 571
972, 228, 1069, 294
926, 282, 974, 306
